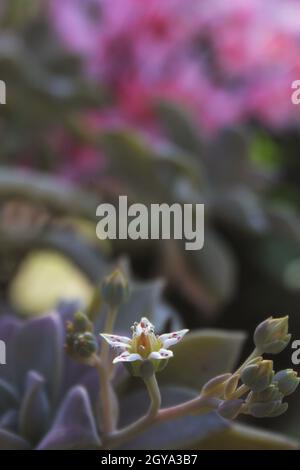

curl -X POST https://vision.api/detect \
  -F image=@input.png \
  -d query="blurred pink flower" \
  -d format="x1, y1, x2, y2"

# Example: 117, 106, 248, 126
49, 0, 300, 135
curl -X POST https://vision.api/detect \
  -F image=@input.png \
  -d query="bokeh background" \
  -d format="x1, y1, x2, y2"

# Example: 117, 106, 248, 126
1, 0, 300, 448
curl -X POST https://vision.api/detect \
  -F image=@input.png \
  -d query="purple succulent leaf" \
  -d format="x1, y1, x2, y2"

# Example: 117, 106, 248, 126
0, 410, 18, 432
0, 429, 30, 450
19, 371, 51, 445
62, 355, 100, 409
13, 312, 63, 402
0, 378, 19, 413
37, 386, 101, 450
79, 368, 100, 413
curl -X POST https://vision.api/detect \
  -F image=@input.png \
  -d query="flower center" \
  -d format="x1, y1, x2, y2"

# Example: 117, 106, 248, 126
137, 332, 151, 358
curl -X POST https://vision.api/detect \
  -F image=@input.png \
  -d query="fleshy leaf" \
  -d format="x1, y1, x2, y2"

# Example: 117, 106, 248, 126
19, 371, 50, 445
62, 356, 100, 412
0, 378, 19, 412
0, 429, 30, 450
14, 312, 63, 402
119, 386, 228, 450
159, 329, 246, 390
0, 409, 18, 431
185, 230, 237, 306
113, 279, 168, 332
193, 423, 299, 450
37, 386, 101, 450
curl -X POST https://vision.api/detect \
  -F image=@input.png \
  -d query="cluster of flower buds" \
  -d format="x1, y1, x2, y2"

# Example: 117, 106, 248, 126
65, 311, 98, 360
202, 316, 299, 420
241, 361, 298, 418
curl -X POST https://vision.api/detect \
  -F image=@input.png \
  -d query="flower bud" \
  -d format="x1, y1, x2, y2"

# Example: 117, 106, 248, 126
267, 402, 288, 418
73, 332, 98, 358
66, 328, 98, 360
254, 316, 291, 354
251, 384, 283, 403
202, 373, 232, 398
248, 400, 281, 418
217, 399, 244, 420
273, 369, 300, 396
224, 374, 240, 400
73, 311, 93, 333
241, 359, 274, 392
102, 269, 129, 308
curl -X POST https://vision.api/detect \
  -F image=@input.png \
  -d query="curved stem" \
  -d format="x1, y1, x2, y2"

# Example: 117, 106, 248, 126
100, 307, 118, 365
235, 348, 261, 375
106, 374, 161, 449
98, 306, 118, 435
106, 387, 220, 449
95, 357, 116, 436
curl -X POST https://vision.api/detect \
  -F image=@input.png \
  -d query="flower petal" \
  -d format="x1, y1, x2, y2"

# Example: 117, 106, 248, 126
100, 334, 131, 350
159, 329, 189, 349
148, 349, 173, 360
113, 352, 143, 364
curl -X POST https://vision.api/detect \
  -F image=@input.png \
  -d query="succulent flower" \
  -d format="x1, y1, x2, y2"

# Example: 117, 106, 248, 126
253, 316, 291, 354
100, 317, 188, 376
0, 311, 101, 450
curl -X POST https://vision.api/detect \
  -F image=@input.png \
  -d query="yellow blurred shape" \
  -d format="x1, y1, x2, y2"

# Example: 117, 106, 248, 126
9, 250, 94, 316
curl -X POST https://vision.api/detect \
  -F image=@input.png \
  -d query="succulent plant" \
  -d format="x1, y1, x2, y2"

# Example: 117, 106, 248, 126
0, 275, 298, 450
0, 310, 101, 449
3, 270, 298, 450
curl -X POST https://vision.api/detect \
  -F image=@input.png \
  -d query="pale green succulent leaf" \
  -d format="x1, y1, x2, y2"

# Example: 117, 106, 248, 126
159, 329, 246, 390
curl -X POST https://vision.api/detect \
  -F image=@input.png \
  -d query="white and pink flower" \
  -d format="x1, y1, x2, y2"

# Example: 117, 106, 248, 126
100, 317, 188, 373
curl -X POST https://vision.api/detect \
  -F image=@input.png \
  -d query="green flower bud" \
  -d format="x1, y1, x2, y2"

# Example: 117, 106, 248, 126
273, 369, 300, 396
73, 311, 93, 333
241, 359, 274, 392
217, 399, 244, 420
267, 402, 288, 418
251, 384, 283, 403
66, 329, 98, 360
102, 269, 129, 308
254, 316, 291, 354
202, 373, 232, 398
248, 400, 281, 418
74, 332, 98, 358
